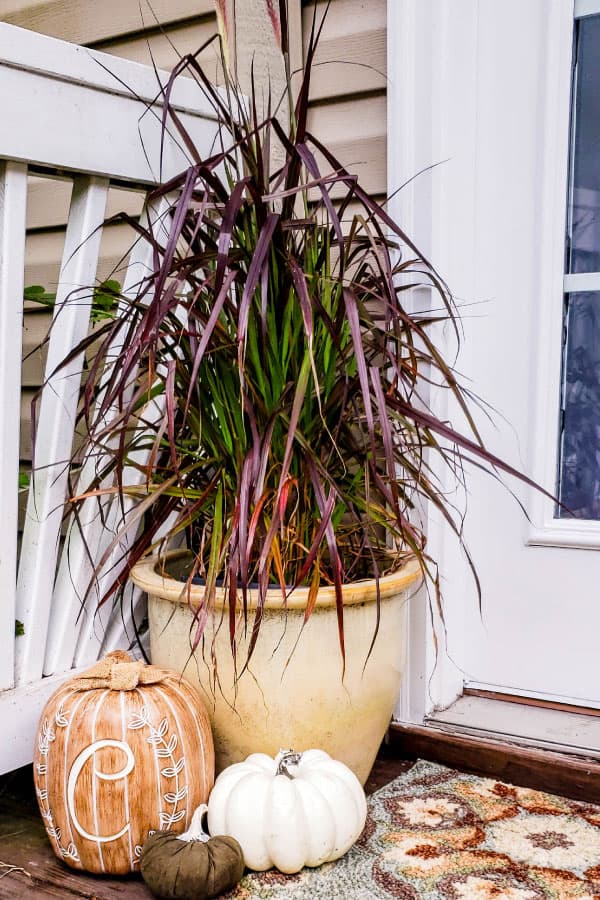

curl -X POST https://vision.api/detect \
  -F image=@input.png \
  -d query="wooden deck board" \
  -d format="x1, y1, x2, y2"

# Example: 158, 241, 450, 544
0, 753, 414, 898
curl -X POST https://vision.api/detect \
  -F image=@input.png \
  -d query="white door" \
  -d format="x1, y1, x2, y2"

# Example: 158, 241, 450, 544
389, 0, 600, 715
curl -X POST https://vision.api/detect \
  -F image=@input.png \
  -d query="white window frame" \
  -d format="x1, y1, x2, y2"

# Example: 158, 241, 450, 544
527, 0, 600, 549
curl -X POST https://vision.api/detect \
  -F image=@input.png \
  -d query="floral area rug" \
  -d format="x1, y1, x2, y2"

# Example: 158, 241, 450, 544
224, 760, 600, 898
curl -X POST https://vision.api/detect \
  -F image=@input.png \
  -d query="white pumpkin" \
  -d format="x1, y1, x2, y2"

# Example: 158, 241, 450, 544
207, 749, 367, 874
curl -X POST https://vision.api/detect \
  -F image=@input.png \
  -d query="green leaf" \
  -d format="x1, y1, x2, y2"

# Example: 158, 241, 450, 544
24, 285, 56, 307
23, 281, 122, 322
91, 279, 121, 323
15, 620, 25, 637
18, 472, 30, 490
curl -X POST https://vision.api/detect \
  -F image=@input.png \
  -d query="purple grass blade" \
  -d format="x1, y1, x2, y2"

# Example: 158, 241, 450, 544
265, 0, 282, 50
369, 365, 400, 509
342, 287, 375, 436
295, 143, 345, 253
237, 453, 254, 588
238, 212, 279, 358
306, 457, 345, 673
165, 358, 177, 468
214, 177, 249, 295
288, 258, 314, 344
184, 269, 237, 417
389, 395, 556, 501
253, 416, 276, 502
294, 491, 335, 587
279, 354, 310, 491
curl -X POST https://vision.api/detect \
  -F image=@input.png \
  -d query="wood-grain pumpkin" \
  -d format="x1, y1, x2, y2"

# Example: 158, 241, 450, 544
33, 651, 215, 875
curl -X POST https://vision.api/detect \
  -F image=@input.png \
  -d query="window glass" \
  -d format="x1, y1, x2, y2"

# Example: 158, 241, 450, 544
557, 15, 600, 519
567, 15, 600, 274
557, 292, 600, 518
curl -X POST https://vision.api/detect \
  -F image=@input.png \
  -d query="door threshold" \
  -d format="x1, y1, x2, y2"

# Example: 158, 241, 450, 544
426, 694, 600, 760
389, 720, 600, 804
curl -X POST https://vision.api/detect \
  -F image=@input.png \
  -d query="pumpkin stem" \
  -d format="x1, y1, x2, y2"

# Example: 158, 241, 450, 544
178, 803, 211, 842
276, 750, 302, 779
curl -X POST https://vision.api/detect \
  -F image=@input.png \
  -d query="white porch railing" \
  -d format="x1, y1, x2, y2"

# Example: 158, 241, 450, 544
0, 23, 217, 774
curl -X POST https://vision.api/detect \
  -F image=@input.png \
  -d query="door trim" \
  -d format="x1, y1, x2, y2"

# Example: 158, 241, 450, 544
464, 687, 600, 718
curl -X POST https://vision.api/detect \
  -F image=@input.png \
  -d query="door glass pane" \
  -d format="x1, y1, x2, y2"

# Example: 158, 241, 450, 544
557, 292, 600, 519
567, 14, 600, 274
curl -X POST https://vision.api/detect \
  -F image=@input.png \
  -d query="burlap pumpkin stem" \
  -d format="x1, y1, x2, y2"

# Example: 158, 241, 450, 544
70, 650, 169, 691
141, 805, 244, 900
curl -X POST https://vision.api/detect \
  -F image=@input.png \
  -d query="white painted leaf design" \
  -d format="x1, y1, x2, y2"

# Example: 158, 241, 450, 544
154, 734, 177, 757
42, 719, 56, 743
156, 741, 179, 757
164, 786, 188, 803
55, 705, 69, 727
161, 757, 185, 777
61, 843, 80, 861
128, 706, 149, 729
38, 718, 56, 756
159, 810, 186, 828
157, 717, 169, 737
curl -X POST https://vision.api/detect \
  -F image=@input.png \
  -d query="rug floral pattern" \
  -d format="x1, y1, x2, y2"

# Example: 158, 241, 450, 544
224, 760, 600, 898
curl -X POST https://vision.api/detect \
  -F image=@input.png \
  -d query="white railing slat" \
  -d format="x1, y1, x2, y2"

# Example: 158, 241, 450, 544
15, 175, 109, 686
44, 200, 167, 674
71, 395, 169, 668
0, 161, 27, 691
71, 203, 175, 668
99, 583, 148, 659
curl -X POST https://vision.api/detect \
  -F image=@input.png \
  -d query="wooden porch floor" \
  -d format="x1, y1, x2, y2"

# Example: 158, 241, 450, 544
0, 750, 414, 899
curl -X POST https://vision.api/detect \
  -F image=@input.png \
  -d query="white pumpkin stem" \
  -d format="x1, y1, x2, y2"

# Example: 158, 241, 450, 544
177, 804, 210, 842
276, 749, 302, 779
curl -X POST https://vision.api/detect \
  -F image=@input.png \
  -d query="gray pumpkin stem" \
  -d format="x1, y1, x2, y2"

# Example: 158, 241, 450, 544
177, 804, 210, 842
276, 750, 302, 779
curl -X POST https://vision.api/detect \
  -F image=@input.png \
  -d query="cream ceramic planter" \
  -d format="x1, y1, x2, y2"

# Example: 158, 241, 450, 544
131, 552, 421, 785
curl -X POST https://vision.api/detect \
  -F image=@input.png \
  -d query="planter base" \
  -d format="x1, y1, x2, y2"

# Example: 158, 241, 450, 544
133, 553, 421, 785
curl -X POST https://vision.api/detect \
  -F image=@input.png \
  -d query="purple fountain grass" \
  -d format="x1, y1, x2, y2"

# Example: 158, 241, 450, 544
40, 4, 548, 669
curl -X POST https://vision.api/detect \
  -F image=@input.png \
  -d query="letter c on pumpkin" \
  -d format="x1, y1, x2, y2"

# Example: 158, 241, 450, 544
67, 739, 135, 842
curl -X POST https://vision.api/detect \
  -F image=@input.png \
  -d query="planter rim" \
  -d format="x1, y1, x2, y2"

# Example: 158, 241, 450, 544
131, 550, 422, 610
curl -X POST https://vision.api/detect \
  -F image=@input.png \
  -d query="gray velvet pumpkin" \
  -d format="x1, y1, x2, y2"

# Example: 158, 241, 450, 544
141, 805, 245, 900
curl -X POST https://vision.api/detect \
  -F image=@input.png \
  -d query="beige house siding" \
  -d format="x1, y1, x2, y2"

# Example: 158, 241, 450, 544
3, 0, 387, 464
305, 0, 386, 198
1, 0, 215, 44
